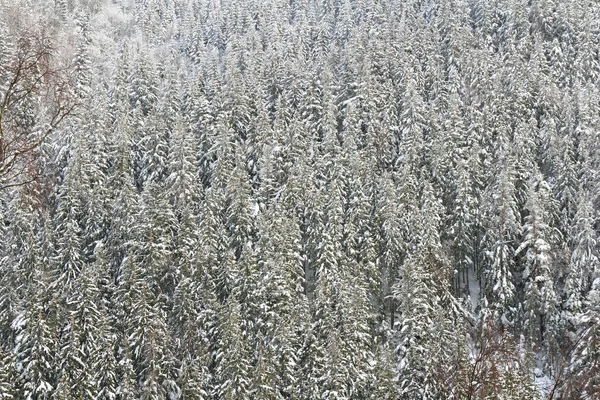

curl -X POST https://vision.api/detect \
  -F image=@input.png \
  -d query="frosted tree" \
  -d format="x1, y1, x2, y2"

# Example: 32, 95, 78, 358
565, 194, 599, 316
377, 169, 415, 331
72, 14, 92, 100
166, 115, 201, 222
54, 261, 101, 399
300, 177, 347, 400
393, 182, 467, 399
516, 173, 560, 352
253, 208, 307, 398
397, 70, 427, 175
105, 98, 138, 270
573, 6, 600, 84
0, 9, 75, 190
553, 129, 579, 234
120, 256, 179, 400
171, 274, 211, 400
563, 279, 600, 399
129, 51, 159, 117
212, 293, 253, 400
133, 180, 177, 295
482, 155, 520, 327
12, 263, 59, 400
92, 243, 119, 400
0, 192, 41, 346
224, 151, 255, 261
199, 186, 234, 304
52, 156, 86, 297
138, 108, 169, 186
449, 155, 479, 298
0, 347, 14, 399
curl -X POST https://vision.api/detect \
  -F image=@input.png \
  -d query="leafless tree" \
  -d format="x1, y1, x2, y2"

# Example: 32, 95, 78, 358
437, 321, 539, 399
0, 23, 75, 190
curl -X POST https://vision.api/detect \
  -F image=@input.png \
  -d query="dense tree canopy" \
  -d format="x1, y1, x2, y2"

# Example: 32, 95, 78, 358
0, 0, 599, 398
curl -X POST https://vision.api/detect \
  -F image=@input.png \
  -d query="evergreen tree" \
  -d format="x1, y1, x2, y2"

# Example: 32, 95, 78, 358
565, 194, 600, 316
121, 257, 179, 399
516, 174, 560, 352
0, 348, 15, 399
54, 260, 104, 400
213, 293, 253, 400
482, 156, 521, 327
564, 278, 600, 399
92, 243, 119, 400
13, 265, 59, 400
393, 182, 467, 399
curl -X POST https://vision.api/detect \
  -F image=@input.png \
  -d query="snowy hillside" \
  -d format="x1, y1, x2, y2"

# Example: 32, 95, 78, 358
0, 0, 599, 398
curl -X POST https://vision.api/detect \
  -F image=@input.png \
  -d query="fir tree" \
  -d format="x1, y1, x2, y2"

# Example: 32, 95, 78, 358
516, 174, 561, 352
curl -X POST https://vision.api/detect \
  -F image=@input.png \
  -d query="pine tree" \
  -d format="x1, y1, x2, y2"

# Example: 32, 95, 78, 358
213, 293, 253, 400
554, 134, 579, 234
0, 192, 41, 348
13, 266, 59, 400
565, 194, 599, 316
482, 156, 520, 327
106, 89, 138, 269
516, 174, 560, 352
224, 150, 256, 261
139, 107, 169, 186
254, 207, 307, 398
115, 336, 138, 400
449, 156, 478, 299
393, 182, 467, 399
564, 279, 600, 399
199, 187, 234, 304
72, 14, 92, 100
94, 250, 119, 399
397, 70, 427, 175
129, 51, 159, 117
171, 275, 211, 400
0, 348, 15, 399
52, 162, 86, 296
54, 259, 104, 400
121, 257, 179, 399
134, 180, 177, 295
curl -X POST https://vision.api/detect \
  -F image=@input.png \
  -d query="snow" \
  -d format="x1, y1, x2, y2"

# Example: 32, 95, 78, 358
1, 0, 597, 397
534, 374, 552, 400
467, 266, 480, 314
533, 353, 554, 400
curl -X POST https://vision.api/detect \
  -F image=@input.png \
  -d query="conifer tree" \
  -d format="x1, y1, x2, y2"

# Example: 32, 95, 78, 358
0, 348, 15, 399
565, 194, 599, 316
13, 264, 59, 400
516, 174, 560, 351
54, 259, 105, 400
213, 293, 253, 400
482, 155, 521, 327
92, 243, 119, 400
122, 257, 179, 399
564, 278, 600, 399
394, 182, 459, 399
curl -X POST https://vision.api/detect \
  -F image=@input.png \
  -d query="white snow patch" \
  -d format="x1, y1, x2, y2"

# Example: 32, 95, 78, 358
468, 266, 480, 314
534, 374, 552, 400
533, 353, 554, 400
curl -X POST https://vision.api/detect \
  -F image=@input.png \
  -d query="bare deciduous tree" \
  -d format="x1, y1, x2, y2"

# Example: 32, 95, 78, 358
0, 23, 75, 190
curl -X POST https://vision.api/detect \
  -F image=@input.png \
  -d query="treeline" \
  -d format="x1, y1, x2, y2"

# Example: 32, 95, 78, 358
0, 0, 599, 398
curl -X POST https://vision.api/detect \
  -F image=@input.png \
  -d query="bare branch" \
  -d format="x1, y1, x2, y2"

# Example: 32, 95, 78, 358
0, 22, 75, 191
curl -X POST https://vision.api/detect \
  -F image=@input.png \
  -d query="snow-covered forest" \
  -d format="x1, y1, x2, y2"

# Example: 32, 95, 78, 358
0, 0, 599, 398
